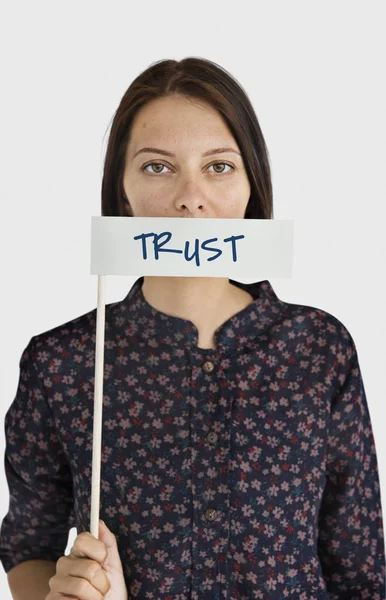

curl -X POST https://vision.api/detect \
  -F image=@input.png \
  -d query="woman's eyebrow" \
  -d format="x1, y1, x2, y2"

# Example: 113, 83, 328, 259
133, 146, 241, 159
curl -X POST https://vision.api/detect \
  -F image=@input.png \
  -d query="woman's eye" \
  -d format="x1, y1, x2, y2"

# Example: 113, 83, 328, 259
142, 162, 170, 174
142, 161, 234, 175
208, 162, 234, 174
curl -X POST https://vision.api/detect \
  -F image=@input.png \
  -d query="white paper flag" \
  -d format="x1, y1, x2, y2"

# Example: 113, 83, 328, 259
90, 216, 294, 278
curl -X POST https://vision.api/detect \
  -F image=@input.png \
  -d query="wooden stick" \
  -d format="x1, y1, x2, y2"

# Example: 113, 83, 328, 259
90, 274, 106, 538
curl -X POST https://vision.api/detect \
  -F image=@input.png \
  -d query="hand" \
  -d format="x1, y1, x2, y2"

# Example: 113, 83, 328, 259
46, 519, 128, 600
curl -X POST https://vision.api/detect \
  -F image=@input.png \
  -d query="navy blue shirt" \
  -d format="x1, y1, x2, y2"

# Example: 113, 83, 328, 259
0, 276, 385, 599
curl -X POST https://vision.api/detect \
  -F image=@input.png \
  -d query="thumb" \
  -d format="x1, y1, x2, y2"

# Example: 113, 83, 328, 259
98, 520, 123, 570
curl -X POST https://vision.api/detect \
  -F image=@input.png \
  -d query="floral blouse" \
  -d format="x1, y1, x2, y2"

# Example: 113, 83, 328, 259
0, 276, 385, 599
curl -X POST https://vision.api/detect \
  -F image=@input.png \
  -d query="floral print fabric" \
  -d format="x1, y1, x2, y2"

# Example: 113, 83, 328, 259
0, 276, 385, 599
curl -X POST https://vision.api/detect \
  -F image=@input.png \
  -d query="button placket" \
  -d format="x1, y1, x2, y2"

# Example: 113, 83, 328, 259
201, 358, 221, 524
202, 359, 218, 444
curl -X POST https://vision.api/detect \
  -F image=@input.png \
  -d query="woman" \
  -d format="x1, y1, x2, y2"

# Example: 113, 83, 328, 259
0, 57, 385, 600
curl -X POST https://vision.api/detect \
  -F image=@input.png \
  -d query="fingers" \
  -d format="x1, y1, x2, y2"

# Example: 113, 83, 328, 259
55, 555, 110, 596
48, 570, 106, 599
69, 531, 108, 565
46, 530, 113, 600
47, 531, 111, 599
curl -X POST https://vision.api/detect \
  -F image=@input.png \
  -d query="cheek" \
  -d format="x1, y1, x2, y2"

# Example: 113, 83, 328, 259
125, 178, 162, 204
135, 193, 167, 217
139, 191, 165, 206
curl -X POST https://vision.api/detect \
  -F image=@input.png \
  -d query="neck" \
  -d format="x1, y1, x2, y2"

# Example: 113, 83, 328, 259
141, 276, 251, 338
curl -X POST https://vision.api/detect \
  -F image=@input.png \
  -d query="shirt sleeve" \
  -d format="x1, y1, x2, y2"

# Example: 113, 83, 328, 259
0, 336, 75, 574
317, 335, 386, 598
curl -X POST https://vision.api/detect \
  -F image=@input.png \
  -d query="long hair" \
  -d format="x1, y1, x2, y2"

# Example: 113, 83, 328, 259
101, 57, 273, 220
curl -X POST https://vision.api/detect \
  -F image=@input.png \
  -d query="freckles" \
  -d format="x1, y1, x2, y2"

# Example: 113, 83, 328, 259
139, 194, 160, 209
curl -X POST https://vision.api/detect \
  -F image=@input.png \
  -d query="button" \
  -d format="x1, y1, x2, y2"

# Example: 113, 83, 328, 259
204, 508, 218, 521
202, 360, 214, 373
207, 431, 218, 444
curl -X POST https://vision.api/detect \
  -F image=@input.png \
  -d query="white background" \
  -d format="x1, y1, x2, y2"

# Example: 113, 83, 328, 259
0, 1, 385, 597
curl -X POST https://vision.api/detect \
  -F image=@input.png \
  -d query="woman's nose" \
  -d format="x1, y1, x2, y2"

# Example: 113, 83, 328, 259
175, 178, 207, 213
178, 197, 204, 213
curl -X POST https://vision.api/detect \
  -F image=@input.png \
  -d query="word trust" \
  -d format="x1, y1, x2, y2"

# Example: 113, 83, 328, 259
133, 231, 246, 266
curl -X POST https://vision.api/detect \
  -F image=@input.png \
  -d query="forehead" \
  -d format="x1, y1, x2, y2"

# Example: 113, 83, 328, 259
128, 95, 235, 148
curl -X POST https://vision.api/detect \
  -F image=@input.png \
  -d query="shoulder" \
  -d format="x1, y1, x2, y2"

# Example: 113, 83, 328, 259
279, 294, 356, 359
26, 297, 125, 359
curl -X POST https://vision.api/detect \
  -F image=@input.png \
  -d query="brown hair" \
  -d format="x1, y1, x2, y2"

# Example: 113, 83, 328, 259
101, 57, 274, 220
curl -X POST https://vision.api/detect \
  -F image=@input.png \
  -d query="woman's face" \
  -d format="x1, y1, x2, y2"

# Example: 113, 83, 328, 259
122, 94, 251, 218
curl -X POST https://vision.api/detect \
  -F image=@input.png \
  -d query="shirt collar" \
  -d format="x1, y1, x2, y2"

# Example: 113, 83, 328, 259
118, 276, 287, 354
